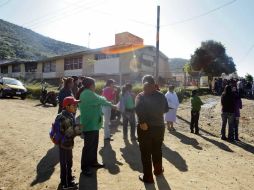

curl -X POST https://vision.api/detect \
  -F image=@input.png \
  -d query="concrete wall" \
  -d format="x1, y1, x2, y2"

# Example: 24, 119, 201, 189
115, 32, 144, 45
55, 59, 64, 78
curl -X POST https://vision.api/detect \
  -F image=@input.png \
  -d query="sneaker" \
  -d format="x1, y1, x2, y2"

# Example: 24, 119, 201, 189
62, 182, 78, 190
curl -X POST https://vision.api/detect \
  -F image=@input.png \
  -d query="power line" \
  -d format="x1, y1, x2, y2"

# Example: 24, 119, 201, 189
25, 0, 155, 30
23, 0, 104, 28
91, 9, 155, 27
0, 0, 11, 8
161, 0, 237, 27
240, 44, 254, 63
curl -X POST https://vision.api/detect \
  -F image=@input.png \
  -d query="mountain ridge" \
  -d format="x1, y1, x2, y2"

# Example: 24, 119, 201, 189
0, 19, 88, 60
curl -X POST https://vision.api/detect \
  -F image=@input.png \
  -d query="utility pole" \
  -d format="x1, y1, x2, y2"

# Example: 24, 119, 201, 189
155, 5, 160, 81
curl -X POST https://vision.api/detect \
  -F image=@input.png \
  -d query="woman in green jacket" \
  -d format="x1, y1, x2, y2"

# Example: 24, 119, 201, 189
79, 77, 116, 176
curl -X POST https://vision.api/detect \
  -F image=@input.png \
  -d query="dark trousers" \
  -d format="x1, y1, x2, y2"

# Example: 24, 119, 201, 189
137, 126, 165, 180
221, 112, 234, 140
122, 111, 136, 139
81, 131, 99, 171
190, 111, 200, 133
59, 146, 73, 186
233, 118, 239, 140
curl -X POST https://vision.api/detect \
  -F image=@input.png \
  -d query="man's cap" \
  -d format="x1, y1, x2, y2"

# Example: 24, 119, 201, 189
63, 96, 80, 108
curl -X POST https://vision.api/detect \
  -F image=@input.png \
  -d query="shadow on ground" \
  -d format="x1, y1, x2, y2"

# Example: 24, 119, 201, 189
99, 141, 122, 175
170, 131, 202, 150
79, 170, 98, 190
30, 145, 59, 186
162, 143, 188, 172
120, 139, 142, 172
231, 141, 254, 154
200, 135, 234, 152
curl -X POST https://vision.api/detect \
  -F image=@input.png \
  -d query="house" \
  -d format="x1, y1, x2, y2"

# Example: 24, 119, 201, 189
0, 32, 171, 84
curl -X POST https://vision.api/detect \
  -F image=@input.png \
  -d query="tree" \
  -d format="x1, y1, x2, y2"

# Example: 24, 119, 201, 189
190, 40, 236, 77
245, 73, 253, 83
183, 62, 192, 73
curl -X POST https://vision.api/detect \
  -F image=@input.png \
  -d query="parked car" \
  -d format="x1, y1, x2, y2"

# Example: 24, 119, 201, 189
0, 77, 27, 100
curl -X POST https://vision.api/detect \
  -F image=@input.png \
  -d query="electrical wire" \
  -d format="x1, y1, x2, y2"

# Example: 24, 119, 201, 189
240, 44, 254, 63
0, 0, 11, 8
23, 0, 105, 28
161, 0, 237, 27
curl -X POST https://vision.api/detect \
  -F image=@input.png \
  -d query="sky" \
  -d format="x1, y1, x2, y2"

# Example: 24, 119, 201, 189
0, 0, 254, 77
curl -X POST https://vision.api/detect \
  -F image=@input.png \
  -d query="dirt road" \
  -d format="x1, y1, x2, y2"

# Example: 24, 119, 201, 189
0, 97, 254, 190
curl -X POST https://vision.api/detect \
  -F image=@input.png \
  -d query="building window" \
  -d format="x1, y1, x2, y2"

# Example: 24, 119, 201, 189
1, 65, 8, 74
43, 61, 56, 73
64, 57, 82, 70
12, 64, 21, 73
25, 62, 37, 72
95, 54, 119, 60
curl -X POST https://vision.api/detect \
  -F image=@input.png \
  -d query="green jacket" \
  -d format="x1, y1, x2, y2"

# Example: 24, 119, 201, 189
79, 89, 112, 132
191, 95, 203, 112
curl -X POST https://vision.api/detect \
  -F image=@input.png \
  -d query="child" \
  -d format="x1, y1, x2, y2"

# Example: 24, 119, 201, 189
57, 96, 80, 190
190, 90, 203, 134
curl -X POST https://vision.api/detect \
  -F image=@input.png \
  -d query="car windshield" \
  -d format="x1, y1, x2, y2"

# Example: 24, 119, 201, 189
3, 78, 23, 86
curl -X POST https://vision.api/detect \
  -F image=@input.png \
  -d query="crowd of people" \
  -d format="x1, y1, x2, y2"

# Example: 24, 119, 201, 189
213, 77, 254, 99
54, 74, 244, 190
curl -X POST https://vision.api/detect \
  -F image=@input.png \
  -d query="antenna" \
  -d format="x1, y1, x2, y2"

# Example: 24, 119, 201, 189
88, 32, 91, 48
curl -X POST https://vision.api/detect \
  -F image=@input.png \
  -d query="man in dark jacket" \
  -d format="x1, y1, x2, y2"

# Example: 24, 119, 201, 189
135, 75, 169, 184
58, 77, 74, 113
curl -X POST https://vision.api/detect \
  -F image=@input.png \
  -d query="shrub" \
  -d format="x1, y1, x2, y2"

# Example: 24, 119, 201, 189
95, 81, 105, 95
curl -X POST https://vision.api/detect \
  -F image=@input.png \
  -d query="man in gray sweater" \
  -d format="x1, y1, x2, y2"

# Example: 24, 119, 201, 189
135, 75, 169, 184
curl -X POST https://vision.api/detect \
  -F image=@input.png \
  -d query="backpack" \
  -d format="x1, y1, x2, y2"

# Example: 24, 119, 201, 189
49, 116, 65, 145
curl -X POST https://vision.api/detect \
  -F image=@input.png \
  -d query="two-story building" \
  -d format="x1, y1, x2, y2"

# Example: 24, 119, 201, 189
0, 32, 171, 84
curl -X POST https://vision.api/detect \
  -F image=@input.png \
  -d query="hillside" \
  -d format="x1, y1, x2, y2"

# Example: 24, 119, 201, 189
169, 58, 188, 73
0, 19, 88, 60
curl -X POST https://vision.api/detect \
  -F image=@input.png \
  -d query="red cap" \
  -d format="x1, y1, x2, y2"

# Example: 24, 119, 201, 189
63, 96, 80, 108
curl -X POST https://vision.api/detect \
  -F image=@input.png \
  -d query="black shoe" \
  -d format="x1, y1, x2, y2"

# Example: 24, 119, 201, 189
92, 162, 105, 168
62, 182, 78, 190
221, 136, 227, 140
104, 137, 114, 141
195, 132, 200, 135
138, 174, 154, 184
191, 130, 194, 133
228, 138, 235, 143
235, 138, 241, 142
81, 169, 93, 177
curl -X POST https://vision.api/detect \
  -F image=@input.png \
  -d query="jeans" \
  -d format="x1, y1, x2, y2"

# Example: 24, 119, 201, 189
122, 111, 136, 139
190, 111, 200, 133
102, 106, 111, 139
81, 131, 99, 171
234, 117, 240, 140
137, 125, 165, 180
221, 112, 235, 140
59, 147, 73, 186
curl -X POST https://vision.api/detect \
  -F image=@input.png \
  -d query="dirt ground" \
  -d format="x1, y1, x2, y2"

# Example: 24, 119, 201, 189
0, 96, 254, 190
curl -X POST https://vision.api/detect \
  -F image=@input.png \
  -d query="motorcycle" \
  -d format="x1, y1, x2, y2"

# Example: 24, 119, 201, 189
40, 82, 58, 107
